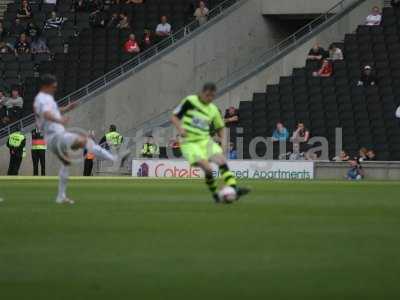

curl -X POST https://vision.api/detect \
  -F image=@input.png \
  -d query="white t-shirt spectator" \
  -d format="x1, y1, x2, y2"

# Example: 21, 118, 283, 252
156, 23, 171, 35
365, 13, 381, 26
43, 0, 57, 4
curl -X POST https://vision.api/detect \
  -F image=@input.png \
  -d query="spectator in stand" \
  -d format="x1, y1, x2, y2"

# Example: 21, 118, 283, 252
365, 6, 382, 26
26, 21, 40, 38
0, 90, 7, 123
328, 44, 343, 61
43, 0, 57, 4
313, 59, 333, 77
307, 43, 326, 61
358, 147, 369, 162
0, 41, 13, 54
44, 11, 68, 30
107, 13, 119, 28
116, 13, 130, 29
17, 0, 32, 19
194, 1, 209, 26
124, 33, 140, 54
155, 16, 171, 37
366, 149, 376, 161
72, 0, 88, 12
126, 0, 144, 4
31, 36, 50, 54
229, 142, 237, 160
224, 106, 239, 127
90, 8, 107, 27
291, 122, 310, 143
346, 159, 364, 180
272, 122, 289, 142
392, 0, 400, 8
141, 29, 153, 50
332, 150, 350, 161
357, 65, 377, 86
6, 88, 24, 121
14, 32, 30, 55
0, 21, 8, 41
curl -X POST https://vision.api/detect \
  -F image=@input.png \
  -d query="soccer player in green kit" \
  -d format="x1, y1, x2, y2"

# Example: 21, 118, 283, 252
171, 82, 250, 203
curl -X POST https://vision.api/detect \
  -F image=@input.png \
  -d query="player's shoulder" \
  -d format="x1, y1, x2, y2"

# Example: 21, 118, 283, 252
183, 94, 198, 103
34, 92, 52, 103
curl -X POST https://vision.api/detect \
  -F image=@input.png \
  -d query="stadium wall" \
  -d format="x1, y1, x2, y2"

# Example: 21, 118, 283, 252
262, 0, 341, 15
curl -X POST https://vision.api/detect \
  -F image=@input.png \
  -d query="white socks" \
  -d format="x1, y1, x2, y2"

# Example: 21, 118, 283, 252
57, 165, 69, 201
86, 139, 116, 162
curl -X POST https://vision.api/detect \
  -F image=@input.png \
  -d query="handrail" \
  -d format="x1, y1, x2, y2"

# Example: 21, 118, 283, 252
0, 0, 244, 140
130, 0, 366, 134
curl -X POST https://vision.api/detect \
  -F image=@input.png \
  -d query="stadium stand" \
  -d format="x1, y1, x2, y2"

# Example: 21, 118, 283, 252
0, 0, 225, 126
234, 4, 400, 161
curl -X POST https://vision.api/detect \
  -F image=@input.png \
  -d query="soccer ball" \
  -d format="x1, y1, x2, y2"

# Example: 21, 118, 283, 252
218, 186, 237, 203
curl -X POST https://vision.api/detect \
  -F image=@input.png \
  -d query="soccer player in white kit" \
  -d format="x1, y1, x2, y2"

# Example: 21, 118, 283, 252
34, 74, 121, 204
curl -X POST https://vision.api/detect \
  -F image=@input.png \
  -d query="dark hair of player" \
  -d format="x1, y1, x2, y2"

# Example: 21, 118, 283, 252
39, 74, 57, 88
202, 82, 217, 93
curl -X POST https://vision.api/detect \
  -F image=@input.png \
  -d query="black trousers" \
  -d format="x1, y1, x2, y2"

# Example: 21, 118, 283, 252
83, 159, 93, 176
32, 150, 46, 176
8, 154, 23, 176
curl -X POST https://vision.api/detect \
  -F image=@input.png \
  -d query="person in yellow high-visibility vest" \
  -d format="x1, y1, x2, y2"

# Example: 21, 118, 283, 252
7, 128, 26, 175
141, 135, 159, 158
31, 127, 46, 176
99, 125, 123, 150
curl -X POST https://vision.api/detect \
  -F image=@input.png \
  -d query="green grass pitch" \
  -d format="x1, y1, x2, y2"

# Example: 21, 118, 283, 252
0, 178, 400, 300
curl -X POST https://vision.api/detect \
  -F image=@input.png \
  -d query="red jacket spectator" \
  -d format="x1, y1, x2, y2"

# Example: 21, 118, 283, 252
124, 34, 140, 54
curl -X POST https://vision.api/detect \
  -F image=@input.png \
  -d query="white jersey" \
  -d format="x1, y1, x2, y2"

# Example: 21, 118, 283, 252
34, 91, 65, 139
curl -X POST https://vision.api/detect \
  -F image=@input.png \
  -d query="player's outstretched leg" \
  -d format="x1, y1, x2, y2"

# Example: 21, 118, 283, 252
211, 154, 250, 201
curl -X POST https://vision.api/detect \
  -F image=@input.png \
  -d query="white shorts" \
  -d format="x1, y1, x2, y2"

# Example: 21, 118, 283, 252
47, 131, 80, 164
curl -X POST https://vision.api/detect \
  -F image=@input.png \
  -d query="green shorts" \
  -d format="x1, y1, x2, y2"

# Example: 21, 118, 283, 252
181, 139, 223, 165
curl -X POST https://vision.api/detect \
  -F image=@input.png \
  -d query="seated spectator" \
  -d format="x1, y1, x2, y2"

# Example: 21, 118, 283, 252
90, 8, 107, 27
72, 0, 88, 12
26, 21, 40, 38
366, 149, 376, 161
307, 43, 326, 61
0, 21, 9, 41
392, 0, 400, 8
31, 36, 50, 54
44, 11, 68, 30
365, 6, 382, 26
0, 41, 13, 54
155, 16, 171, 37
224, 106, 239, 127
346, 159, 364, 180
229, 142, 238, 160
124, 33, 140, 54
126, 0, 144, 4
194, 1, 209, 25
332, 150, 350, 161
168, 134, 182, 158
141, 29, 153, 50
17, 0, 32, 19
87, 0, 103, 13
0, 90, 7, 123
313, 59, 333, 77
357, 65, 377, 86
107, 13, 119, 28
141, 136, 159, 158
43, 0, 57, 4
14, 33, 30, 55
328, 44, 343, 61
5, 88, 24, 121
116, 13, 130, 29
358, 147, 368, 162
291, 122, 310, 143
272, 122, 289, 142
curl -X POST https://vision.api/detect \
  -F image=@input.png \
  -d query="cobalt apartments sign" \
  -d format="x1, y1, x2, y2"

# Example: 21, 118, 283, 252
132, 160, 314, 180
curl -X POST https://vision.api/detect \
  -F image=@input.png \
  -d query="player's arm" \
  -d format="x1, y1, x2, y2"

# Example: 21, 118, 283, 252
171, 99, 193, 137
43, 110, 69, 125
213, 109, 226, 152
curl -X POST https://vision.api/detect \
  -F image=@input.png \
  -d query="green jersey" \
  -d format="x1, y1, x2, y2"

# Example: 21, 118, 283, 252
173, 95, 225, 142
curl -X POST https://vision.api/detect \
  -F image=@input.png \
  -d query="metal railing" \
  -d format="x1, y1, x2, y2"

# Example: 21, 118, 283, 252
130, 0, 366, 135
0, 0, 244, 140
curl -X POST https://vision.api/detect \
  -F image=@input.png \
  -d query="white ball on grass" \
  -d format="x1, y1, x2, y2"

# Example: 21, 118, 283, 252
218, 186, 237, 203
